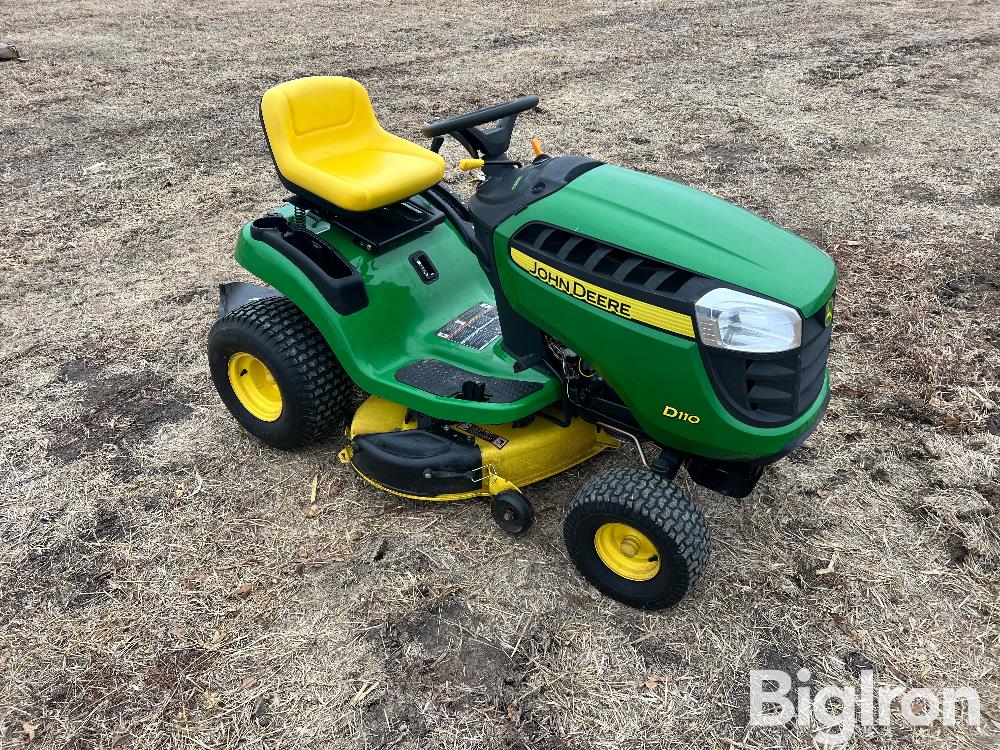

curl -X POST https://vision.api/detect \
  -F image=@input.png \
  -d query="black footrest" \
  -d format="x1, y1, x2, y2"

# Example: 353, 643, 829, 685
395, 359, 543, 403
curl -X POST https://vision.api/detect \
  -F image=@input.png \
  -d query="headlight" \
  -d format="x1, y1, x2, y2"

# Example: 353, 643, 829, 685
694, 288, 801, 353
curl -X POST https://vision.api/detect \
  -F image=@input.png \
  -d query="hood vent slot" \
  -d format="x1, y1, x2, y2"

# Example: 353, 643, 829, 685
511, 223, 694, 296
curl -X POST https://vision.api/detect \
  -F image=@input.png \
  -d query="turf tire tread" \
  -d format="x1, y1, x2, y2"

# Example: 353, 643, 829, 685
564, 467, 710, 608
212, 296, 351, 448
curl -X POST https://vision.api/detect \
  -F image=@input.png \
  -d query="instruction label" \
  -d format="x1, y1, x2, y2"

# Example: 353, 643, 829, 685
454, 423, 508, 449
435, 302, 501, 351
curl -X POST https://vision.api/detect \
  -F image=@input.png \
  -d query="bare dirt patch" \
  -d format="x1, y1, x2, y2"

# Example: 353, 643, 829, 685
47, 356, 195, 470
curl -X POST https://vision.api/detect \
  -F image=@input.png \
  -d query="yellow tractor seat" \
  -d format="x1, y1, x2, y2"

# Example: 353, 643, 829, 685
260, 77, 446, 213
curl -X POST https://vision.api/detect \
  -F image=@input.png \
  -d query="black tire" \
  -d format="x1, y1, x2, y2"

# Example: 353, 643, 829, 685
563, 468, 710, 609
208, 296, 352, 449
491, 490, 534, 536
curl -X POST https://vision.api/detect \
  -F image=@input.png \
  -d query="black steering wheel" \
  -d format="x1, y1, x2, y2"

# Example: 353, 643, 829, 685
421, 95, 539, 159
421, 96, 539, 138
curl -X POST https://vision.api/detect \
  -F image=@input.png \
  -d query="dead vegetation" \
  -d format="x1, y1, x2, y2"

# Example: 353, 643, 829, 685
1, 0, 998, 747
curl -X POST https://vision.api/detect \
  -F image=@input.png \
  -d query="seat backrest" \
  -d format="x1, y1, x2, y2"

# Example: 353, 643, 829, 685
261, 77, 383, 167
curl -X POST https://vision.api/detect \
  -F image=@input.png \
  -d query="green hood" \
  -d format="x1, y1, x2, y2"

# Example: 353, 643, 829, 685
499, 164, 836, 316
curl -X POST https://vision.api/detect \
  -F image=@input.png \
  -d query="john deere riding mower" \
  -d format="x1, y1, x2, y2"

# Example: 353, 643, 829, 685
209, 77, 836, 609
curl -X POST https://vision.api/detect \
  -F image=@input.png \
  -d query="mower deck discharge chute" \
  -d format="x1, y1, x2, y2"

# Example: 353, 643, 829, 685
209, 76, 837, 609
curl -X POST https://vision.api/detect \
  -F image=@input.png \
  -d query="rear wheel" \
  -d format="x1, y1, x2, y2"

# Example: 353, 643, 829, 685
208, 296, 352, 449
563, 468, 709, 609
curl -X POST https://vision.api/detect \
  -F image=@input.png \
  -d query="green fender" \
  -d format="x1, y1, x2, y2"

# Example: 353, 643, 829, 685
233, 206, 560, 424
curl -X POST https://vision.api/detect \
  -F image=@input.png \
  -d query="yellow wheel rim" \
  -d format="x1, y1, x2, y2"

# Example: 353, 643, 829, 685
594, 522, 661, 581
228, 352, 282, 422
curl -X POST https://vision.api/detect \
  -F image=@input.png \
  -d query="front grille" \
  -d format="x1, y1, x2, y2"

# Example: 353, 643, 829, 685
512, 221, 832, 429
510, 223, 696, 297
701, 304, 832, 427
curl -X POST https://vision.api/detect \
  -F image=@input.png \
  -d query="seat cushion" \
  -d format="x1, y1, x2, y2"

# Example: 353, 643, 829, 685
310, 145, 445, 212
261, 77, 445, 213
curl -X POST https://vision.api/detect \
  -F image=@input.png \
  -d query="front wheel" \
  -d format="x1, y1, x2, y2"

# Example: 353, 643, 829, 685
563, 468, 710, 609
491, 490, 534, 536
208, 296, 353, 449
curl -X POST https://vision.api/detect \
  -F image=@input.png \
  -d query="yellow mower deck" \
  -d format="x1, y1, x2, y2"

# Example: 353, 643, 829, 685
339, 396, 619, 500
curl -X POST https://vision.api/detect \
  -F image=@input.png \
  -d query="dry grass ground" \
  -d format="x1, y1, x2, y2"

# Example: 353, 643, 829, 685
2, 0, 999, 747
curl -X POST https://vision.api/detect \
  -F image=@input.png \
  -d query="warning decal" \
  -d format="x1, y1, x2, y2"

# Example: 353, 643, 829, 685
454, 423, 509, 449
435, 302, 502, 351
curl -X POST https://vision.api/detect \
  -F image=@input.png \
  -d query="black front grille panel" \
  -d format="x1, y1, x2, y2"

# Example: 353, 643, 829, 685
799, 312, 832, 408
510, 223, 697, 301
701, 305, 832, 427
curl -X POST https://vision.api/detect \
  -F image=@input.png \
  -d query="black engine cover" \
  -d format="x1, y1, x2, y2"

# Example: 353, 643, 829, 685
467, 155, 602, 233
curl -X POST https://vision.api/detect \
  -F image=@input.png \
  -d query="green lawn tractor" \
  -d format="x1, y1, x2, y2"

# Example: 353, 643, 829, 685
208, 76, 836, 609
